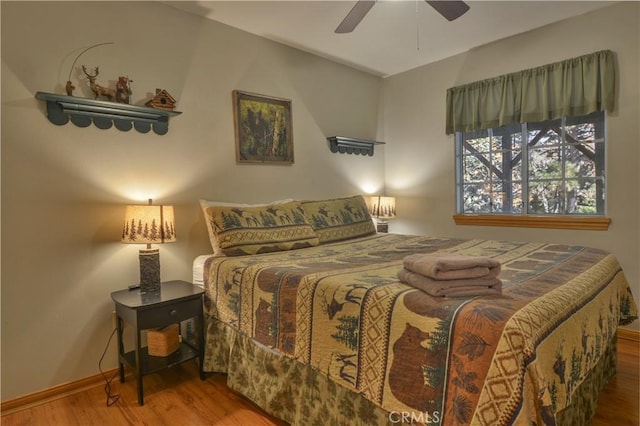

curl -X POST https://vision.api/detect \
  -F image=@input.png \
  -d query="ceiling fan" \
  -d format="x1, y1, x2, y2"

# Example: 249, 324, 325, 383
335, 0, 470, 33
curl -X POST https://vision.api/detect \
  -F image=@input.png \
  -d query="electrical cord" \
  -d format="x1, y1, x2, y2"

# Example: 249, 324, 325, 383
98, 327, 121, 407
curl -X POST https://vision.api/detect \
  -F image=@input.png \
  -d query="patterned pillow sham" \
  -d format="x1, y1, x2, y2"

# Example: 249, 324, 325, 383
301, 195, 376, 244
200, 199, 294, 255
202, 200, 319, 256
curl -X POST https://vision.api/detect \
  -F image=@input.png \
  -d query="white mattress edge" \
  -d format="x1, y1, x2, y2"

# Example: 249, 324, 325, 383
192, 254, 216, 288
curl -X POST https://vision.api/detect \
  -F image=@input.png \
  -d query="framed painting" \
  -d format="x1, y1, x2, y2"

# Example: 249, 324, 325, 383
232, 90, 294, 164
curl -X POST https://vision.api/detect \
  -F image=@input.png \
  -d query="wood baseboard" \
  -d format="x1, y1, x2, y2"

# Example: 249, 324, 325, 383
0, 368, 123, 416
618, 327, 640, 342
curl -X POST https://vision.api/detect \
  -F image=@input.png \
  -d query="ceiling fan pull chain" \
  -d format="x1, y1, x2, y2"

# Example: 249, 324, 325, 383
416, 0, 420, 51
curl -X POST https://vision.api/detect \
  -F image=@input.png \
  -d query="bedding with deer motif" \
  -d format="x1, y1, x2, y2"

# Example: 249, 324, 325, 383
199, 233, 637, 425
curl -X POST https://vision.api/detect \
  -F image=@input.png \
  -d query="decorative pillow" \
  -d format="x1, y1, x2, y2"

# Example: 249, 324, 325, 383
202, 200, 319, 256
200, 198, 294, 255
301, 195, 376, 244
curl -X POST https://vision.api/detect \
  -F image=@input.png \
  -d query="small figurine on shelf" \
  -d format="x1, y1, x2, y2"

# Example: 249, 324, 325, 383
116, 76, 133, 104
145, 89, 177, 111
81, 65, 115, 101
65, 80, 76, 96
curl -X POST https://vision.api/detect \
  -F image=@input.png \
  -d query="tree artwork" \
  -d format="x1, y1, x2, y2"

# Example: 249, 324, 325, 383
233, 90, 293, 164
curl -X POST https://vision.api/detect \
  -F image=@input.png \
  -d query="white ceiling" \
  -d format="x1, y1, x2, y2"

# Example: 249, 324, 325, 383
165, 0, 613, 77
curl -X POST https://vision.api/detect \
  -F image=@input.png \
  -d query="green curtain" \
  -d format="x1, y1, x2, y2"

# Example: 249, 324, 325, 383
445, 50, 616, 134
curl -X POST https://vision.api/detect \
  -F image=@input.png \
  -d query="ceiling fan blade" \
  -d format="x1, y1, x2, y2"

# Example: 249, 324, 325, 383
335, 0, 376, 34
426, 1, 470, 21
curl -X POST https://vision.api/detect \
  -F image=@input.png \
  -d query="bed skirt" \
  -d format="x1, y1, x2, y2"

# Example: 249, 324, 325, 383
202, 314, 618, 425
556, 334, 616, 425
203, 315, 391, 425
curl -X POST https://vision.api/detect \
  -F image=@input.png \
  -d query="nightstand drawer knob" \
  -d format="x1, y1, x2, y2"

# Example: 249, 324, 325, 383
170, 309, 177, 316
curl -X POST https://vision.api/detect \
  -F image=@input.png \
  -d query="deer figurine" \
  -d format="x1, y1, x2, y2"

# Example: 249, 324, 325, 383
81, 65, 115, 101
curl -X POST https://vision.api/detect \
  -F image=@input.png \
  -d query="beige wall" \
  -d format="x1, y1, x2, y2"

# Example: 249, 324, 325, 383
0, 2, 383, 400
382, 2, 639, 329
2, 0, 638, 403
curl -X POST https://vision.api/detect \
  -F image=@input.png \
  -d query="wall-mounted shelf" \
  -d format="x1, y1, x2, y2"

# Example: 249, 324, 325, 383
326, 136, 385, 156
35, 92, 181, 135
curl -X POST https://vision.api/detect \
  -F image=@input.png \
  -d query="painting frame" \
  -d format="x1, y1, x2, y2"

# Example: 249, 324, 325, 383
232, 90, 294, 164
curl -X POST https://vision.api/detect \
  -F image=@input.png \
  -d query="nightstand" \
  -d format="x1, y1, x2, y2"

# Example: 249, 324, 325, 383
111, 280, 205, 405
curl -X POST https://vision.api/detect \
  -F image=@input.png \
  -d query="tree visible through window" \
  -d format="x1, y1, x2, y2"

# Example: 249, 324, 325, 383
456, 111, 605, 215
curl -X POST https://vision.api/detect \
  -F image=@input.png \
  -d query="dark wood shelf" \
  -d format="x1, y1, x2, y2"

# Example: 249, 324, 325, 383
121, 342, 198, 376
35, 91, 181, 135
326, 136, 385, 156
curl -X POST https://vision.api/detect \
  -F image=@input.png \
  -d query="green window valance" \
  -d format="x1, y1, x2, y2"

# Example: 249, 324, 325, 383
445, 50, 616, 134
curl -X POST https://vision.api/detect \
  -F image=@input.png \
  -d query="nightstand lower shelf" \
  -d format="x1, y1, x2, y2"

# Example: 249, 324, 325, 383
121, 342, 199, 376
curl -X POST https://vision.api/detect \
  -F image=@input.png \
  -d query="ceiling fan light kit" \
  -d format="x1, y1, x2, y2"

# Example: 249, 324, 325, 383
335, 0, 470, 33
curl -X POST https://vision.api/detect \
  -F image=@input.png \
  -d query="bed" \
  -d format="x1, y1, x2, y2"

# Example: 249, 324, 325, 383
195, 195, 637, 425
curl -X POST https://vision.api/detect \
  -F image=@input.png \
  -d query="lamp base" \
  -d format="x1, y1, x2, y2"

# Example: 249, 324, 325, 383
141, 290, 162, 304
139, 248, 161, 293
376, 220, 389, 233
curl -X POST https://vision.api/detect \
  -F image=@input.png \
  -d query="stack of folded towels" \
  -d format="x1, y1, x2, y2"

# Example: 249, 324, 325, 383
398, 253, 502, 297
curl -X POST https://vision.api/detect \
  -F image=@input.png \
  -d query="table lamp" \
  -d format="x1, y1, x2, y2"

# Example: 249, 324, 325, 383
369, 196, 396, 233
121, 199, 176, 293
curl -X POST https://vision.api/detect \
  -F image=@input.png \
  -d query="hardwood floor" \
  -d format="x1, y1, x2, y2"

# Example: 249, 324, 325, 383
2, 338, 638, 425
1, 367, 286, 426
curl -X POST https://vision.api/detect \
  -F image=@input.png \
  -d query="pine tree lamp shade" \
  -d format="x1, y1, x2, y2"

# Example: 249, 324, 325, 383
369, 196, 396, 233
121, 199, 176, 293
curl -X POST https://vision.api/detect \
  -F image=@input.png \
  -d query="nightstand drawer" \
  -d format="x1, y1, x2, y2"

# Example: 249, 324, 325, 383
138, 297, 202, 329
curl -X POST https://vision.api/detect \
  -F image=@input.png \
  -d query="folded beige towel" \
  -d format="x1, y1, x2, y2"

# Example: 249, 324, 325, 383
397, 268, 502, 298
403, 253, 501, 280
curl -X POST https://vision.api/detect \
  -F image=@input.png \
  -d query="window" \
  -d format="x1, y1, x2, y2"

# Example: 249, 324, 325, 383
455, 111, 606, 217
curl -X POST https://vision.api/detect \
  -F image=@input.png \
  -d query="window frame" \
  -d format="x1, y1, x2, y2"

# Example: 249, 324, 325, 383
454, 113, 610, 230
